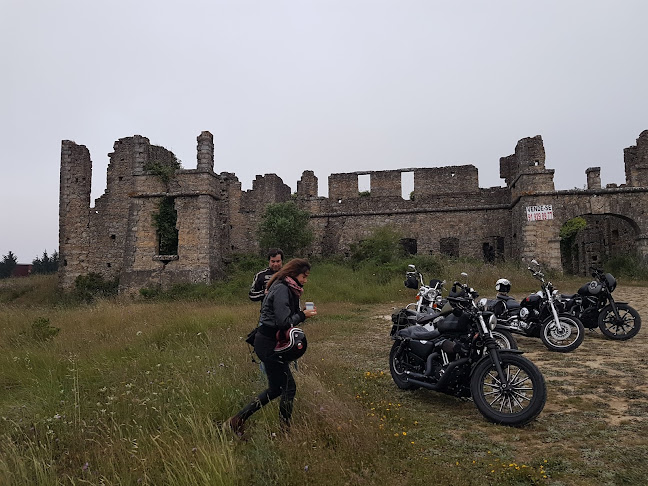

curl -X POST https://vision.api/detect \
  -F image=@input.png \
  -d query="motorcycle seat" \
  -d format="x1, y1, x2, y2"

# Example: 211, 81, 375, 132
397, 326, 441, 341
560, 293, 577, 299
496, 294, 519, 307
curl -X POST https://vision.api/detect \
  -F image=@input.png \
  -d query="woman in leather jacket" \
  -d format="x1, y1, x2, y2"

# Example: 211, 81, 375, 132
228, 258, 317, 438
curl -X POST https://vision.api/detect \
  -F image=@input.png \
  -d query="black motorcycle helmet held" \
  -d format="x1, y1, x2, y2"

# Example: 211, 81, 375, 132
274, 327, 307, 363
496, 278, 511, 293
404, 273, 419, 289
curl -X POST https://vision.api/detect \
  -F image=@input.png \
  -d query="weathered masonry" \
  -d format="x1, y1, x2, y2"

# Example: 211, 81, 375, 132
59, 130, 648, 292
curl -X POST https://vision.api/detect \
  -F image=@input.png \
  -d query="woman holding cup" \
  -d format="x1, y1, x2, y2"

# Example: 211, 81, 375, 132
228, 258, 317, 438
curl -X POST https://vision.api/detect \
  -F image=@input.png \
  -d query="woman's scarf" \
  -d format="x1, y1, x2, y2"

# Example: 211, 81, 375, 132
284, 277, 304, 297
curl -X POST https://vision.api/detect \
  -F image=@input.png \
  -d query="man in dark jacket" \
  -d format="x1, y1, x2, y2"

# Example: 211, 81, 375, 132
249, 249, 284, 304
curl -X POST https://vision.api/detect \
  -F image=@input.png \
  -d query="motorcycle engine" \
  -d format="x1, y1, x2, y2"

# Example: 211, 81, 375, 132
580, 308, 599, 328
508, 318, 531, 331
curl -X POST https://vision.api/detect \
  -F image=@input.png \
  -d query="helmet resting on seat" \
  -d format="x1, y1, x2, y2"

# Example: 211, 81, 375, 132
495, 278, 511, 293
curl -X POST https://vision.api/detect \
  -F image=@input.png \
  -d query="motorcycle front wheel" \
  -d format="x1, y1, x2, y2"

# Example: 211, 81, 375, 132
540, 314, 584, 352
389, 341, 419, 390
598, 303, 641, 340
471, 353, 546, 426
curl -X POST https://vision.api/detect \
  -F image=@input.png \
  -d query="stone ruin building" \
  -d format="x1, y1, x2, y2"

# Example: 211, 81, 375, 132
59, 130, 648, 292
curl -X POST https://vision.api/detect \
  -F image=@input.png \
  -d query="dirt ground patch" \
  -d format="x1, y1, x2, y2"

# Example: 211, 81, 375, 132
519, 285, 648, 426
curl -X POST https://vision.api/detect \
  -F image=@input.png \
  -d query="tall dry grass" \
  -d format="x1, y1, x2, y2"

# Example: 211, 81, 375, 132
1, 261, 647, 484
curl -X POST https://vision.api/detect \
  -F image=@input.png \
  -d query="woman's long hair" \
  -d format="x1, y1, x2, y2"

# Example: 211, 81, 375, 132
267, 258, 311, 289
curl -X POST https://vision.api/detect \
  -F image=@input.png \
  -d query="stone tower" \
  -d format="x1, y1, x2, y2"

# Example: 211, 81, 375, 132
59, 141, 92, 289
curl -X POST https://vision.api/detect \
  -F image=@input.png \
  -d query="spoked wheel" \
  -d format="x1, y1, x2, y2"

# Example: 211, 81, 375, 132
540, 314, 584, 352
490, 329, 518, 350
471, 353, 546, 426
598, 304, 641, 340
389, 341, 419, 390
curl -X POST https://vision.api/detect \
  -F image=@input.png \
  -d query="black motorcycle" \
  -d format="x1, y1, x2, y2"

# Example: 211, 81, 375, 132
484, 260, 585, 353
400, 267, 518, 350
389, 282, 546, 426
560, 266, 641, 340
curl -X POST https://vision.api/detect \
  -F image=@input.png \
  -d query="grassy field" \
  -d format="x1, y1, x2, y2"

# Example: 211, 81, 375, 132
1, 258, 647, 485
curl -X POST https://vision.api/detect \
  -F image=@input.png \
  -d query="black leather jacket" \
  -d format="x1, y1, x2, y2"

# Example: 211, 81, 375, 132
258, 279, 306, 332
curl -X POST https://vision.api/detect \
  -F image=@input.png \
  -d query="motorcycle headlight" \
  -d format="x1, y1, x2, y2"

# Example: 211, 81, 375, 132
478, 298, 488, 311
488, 314, 497, 330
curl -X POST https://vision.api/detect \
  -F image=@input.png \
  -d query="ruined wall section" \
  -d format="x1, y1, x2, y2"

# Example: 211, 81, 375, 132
304, 166, 510, 259
297, 170, 318, 198
500, 136, 554, 199
91, 136, 182, 288
586, 167, 601, 189
119, 137, 229, 291
413, 165, 480, 198
624, 130, 648, 187
328, 173, 358, 201
370, 170, 402, 197
308, 206, 511, 260
511, 187, 648, 270
91, 137, 156, 284
231, 173, 292, 254
59, 141, 92, 289
196, 131, 214, 172
220, 172, 244, 256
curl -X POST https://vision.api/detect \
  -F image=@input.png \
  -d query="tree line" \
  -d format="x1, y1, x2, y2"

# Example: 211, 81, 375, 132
0, 250, 59, 279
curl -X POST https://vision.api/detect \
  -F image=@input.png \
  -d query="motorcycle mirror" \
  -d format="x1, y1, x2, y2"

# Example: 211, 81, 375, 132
408, 264, 416, 271
461, 272, 468, 278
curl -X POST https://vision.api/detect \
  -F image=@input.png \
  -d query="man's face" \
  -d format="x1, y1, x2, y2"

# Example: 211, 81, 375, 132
269, 254, 283, 272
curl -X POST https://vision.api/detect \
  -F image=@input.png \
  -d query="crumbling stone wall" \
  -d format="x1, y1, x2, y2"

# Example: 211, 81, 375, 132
59, 130, 648, 292
625, 130, 648, 188
59, 141, 92, 289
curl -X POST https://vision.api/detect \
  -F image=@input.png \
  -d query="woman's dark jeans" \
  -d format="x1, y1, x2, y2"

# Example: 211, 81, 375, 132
236, 332, 296, 426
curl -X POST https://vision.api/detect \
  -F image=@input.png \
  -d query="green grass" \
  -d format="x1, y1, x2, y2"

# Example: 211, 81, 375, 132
1, 260, 647, 484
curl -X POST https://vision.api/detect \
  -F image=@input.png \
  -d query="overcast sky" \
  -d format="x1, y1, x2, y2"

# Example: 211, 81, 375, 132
1, 0, 647, 263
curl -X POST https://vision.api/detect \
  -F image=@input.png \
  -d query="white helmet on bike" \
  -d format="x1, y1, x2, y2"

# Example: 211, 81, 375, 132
495, 278, 511, 293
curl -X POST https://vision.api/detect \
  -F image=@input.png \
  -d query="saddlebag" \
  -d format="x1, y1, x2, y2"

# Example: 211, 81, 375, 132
391, 308, 416, 335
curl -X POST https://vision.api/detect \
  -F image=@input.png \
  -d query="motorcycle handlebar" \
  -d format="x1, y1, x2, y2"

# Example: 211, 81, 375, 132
447, 296, 469, 306
589, 266, 603, 277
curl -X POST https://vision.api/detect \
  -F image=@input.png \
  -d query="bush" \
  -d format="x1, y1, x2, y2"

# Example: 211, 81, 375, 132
604, 254, 648, 281
30, 317, 60, 342
258, 202, 313, 258
349, 226, 406, 266
74, 273, 119, 302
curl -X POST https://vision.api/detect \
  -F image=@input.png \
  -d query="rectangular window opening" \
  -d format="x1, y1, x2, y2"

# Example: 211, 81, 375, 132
401, 171, 414, 200
358, 174, 370, 196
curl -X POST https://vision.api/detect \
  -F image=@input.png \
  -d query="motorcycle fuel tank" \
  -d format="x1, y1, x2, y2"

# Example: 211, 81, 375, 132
522, 293, 542, 309
578, 281, 602, 296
